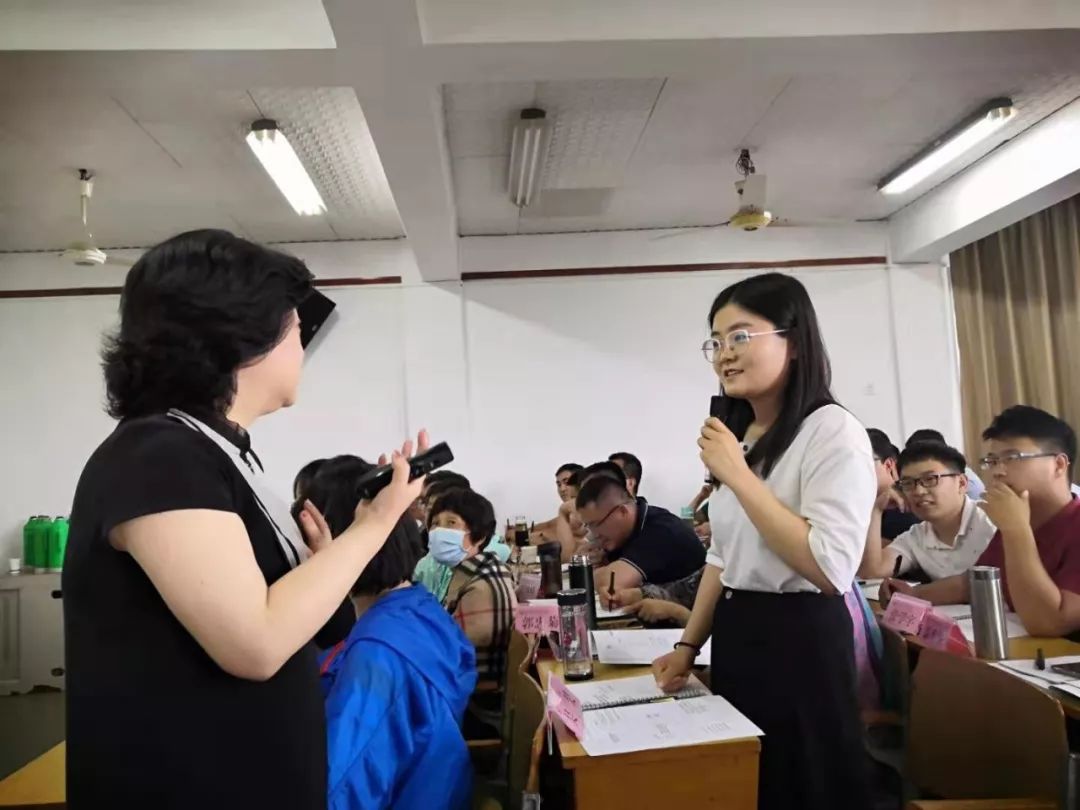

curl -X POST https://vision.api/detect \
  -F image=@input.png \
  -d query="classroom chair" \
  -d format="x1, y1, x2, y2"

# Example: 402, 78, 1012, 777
866, 625, 914, 802
470, 632, 537, 802
506, 668, 547, 809
904, 648, 1066, 810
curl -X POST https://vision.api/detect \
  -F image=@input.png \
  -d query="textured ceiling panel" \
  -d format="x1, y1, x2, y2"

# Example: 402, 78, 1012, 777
0, 86, 403, 251
448, 70, 1080, 235
534, 79, 664, 190
248, 87, 403, 239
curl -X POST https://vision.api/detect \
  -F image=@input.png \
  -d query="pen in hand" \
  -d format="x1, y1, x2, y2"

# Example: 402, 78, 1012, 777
892, 553, 903, 578
607, 571, 616, 610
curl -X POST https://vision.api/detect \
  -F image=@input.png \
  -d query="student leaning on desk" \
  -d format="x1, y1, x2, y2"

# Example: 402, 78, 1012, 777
860, 441, 996, 582
882, 406, 1080, 638
652, 273, 876, 810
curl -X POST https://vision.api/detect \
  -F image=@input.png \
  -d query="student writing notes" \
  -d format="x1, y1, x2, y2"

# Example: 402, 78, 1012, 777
652, 273, 875, 810
861, 442, 996, 581
302, 458, 475, 810
885, 406, 1080, 638
576, 475, 705, 594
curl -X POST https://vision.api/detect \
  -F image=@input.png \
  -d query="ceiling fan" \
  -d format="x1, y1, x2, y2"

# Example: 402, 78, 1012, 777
60, 169, 134, 267
651, 149, 851, 241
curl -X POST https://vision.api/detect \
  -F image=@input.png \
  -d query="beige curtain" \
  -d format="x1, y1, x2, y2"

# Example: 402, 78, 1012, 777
950, 193, 1080, 479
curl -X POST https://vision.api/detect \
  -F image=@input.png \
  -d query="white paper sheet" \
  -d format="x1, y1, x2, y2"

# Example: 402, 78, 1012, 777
858, 579, 882, 600
595, 600, 632, 620
931, 604, 974, 621
994, 655, 1080, 686
580, 694, 763, 756
565, 673, 709, 711
591, 628, 712, 665
956, 613, 1028, 641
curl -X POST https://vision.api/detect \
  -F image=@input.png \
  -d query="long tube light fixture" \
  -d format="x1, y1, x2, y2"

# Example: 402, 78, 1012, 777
878, 98, 1016, 195
508, 107, 552, 208
246, 118, 327, 216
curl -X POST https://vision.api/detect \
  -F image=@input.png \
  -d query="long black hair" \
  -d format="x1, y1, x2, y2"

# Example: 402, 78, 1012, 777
707, 272, 835, 479
103, 229, 313, 420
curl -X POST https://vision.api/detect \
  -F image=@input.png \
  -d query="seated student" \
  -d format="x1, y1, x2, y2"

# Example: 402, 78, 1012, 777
529, 462, 585, 543
860, 442, 996, 581
576, 475, 705, 592
424, 489, 517, 686
300, 462, 476, 810
609, 452, 643, 497
883, 406, 1080, 637
907, 427, 987, 500
293, 458, 327, 501
868, 428, 920, 540
553, 469, 590, 561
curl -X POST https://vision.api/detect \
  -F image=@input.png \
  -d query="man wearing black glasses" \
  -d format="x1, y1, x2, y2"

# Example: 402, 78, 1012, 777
883, 406, 1080, 639
575, 475, 704, 596
863, 442, 996, 586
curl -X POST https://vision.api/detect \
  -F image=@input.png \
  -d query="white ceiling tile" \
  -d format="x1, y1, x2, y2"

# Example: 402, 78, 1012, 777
0, 86, 404, 250
536, 78, 664, 190
452, 69, 1080, 234
248, 87, 404, 236
443, 82, 537, 115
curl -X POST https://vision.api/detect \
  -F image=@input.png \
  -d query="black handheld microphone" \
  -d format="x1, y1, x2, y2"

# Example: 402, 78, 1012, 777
353, 442, 455, 501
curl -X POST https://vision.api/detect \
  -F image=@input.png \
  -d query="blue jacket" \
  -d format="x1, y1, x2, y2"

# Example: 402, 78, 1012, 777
319, 585, 477, 810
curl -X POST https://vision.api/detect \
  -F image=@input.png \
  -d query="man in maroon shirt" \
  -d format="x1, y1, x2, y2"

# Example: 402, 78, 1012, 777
882, 406, 1080, 637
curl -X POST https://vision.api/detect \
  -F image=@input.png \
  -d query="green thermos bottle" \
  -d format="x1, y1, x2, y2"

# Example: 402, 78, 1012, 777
32, 517, 52, 574
22, 517, 38, 572
47, 517, 69, 573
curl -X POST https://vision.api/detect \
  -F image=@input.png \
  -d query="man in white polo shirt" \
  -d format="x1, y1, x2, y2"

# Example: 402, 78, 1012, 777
860, 441, 996, 582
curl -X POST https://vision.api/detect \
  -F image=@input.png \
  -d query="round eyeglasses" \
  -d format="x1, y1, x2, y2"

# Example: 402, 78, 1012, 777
701, 328, 788, 363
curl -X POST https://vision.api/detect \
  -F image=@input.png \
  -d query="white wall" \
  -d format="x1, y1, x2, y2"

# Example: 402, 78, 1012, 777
0, 243, 960, 562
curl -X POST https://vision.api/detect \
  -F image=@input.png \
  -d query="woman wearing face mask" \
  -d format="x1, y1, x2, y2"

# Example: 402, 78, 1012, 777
425, 488, 517, 735
652, 273, 876, 810
63, 230, 426, 810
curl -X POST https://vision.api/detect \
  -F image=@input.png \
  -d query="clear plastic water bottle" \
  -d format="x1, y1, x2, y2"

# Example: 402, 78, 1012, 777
557, 588, 594, 681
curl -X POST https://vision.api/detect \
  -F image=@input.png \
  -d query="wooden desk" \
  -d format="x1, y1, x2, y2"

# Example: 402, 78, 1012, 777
0, 742, 64, 808
871, 596, 1080, 721
536, 659, 760, 810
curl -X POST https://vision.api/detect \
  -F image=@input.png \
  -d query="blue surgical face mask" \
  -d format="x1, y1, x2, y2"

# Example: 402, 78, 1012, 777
429, 527, 469, 567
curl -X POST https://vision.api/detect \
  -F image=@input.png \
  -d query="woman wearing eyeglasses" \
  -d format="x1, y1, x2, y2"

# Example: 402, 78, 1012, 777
652, 273, 875, 810
862, 442, 996, 590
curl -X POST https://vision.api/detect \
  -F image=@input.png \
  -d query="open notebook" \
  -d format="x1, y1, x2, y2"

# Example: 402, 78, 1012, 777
591, 628, 712, 665
564, 673, 710, 711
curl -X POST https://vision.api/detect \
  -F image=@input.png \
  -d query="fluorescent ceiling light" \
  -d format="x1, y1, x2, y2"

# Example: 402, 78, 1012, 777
246, 118, 327, 216
508, 107, 551, 208
878, 98, 1016, 196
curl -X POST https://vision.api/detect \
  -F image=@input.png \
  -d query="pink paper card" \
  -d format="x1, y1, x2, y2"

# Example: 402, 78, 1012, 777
547, 674, 585, 739
882, 592, 932, 635
515, 601, 560, 635
917, 610, 956, 650
516, 573, 541, 602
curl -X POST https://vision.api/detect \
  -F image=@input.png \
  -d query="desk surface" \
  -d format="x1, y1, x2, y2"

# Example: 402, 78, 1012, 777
0, 742, 64, 807
534, 658, 761, 767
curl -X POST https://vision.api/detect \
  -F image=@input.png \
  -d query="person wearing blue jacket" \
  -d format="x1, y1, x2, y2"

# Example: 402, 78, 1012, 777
298, 455, 477, 810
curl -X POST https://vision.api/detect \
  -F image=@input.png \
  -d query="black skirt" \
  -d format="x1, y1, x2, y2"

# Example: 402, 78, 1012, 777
711, 588, 870, 810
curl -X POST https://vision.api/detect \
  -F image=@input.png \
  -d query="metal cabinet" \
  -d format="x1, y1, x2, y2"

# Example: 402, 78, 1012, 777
0, 573, 64, 695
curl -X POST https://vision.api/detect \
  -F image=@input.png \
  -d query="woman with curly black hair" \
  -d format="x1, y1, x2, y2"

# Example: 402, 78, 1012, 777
63, 229, 427, 810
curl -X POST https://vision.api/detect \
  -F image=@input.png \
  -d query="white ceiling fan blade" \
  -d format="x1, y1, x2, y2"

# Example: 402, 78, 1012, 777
649, 222, 731, 241
104, 254, 136, 267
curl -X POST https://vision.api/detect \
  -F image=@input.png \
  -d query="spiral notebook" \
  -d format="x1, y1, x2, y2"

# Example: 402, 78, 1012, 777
564, 673, 710, 711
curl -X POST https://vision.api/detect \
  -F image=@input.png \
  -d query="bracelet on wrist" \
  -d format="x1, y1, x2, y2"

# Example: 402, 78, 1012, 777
673, 641, 702, 654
